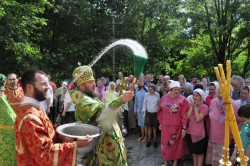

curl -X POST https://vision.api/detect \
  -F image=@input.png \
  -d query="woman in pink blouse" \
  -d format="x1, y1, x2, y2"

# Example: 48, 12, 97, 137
157, 81, 189, 166
205, 90, 242, 166
186, 89, 208, 166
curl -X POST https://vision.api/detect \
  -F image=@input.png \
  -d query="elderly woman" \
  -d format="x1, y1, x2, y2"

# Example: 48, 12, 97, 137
134, 78, 148, 142
102, 82, 118, 103
236, 86, 250, 107
186, 89, 208, 166
205, 90, 242, 166
157, 81, 189, 166
184, 82, 193, 98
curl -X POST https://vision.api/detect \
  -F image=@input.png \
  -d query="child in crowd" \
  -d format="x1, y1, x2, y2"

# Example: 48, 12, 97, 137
142, 84, 160, 147
230, 103, 250, 165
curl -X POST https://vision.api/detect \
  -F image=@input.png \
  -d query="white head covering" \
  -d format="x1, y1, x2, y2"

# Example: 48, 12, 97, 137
169, 81, 180, 90
193, 88, 205, 101
211, 81, 219, 96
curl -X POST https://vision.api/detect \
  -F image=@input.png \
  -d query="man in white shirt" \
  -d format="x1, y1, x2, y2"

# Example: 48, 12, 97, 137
62, 91, 76, 123
40, 83, 53, 113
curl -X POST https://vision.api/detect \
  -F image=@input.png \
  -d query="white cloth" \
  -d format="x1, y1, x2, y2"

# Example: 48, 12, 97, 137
115, 79, 123, 86
193, 88, 205, 101
22, 96, 41, 108
169, 81, 180, 89
40, 85, 53, 111
64, 92, 75, 112
141, 92, 160, 113
102, 91, 119, 103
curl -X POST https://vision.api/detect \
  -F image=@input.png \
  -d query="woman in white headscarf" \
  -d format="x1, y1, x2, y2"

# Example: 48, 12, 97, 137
102, 82, 118, 103
157, 81, 189, 166
186, 89, 208, 166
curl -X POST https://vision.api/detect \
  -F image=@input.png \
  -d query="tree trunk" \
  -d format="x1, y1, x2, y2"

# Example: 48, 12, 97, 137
242, 39, 250, 78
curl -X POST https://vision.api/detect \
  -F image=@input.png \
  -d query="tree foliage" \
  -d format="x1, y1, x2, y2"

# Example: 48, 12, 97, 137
0, 0, 249, 85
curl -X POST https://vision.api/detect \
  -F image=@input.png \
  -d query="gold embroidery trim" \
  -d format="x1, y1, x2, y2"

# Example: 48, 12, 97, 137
16, 140, 24, 154
9, 102, 22, 105
72, 142, 77, 166
18, 114, 43, 131
54, 143, 59, 166
0, 125, 14, 129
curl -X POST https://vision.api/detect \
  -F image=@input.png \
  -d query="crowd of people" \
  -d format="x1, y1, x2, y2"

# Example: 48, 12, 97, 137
0, 67, 250, 166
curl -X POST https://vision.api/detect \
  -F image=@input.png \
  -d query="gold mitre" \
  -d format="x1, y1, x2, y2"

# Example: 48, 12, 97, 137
73, 65, 95, 86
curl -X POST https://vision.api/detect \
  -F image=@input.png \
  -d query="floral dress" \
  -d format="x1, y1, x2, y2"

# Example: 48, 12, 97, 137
157, 94, 189, 160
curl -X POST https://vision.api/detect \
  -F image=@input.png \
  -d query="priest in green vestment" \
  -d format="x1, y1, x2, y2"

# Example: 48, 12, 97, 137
69, 66, 134, 166
0, 74, 17, 166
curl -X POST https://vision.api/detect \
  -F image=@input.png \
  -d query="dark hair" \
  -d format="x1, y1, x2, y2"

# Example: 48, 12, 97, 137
148, 83, 156, 91
194, 84, 203, 90
7, 73, 17, 78
238, 103, 250, 119
209, 82, 215, 87
21, 69, 46, 92
241, 86, 250, 93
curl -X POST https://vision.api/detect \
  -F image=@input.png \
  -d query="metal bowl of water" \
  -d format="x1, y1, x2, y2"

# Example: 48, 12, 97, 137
56, 123, 103, 155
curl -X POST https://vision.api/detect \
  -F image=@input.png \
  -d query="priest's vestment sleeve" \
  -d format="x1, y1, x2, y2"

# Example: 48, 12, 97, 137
15, 105, 77, 166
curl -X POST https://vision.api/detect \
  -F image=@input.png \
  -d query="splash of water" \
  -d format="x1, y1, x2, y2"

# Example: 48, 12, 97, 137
88, 39, 148, 67
69, 39, 148, 89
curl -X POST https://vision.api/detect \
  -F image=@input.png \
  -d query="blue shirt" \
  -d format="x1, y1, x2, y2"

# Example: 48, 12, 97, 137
134, 88, 148, 113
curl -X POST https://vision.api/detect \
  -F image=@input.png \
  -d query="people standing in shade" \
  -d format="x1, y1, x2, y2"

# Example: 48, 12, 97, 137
15, 69, 91, 165
231, 75, 245, 100
142, 84, 160, 147
236, 86, 250, 107
54, 80, 68, 98
0, 74, 17, 166
157, 81, 189, 166
205, 90, 242, 166
69, 66, 133, 166
55, 86, 67, 125
61, 88, 76, 124
134, 77, 148, 143
186, 89, 208, 166
95, 79, 105, 101
4, 73, 24, 113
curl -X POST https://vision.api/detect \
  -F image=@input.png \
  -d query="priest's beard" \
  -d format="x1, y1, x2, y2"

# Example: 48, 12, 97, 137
34, 85, 47, 101
85, 89, 99, 98
9, 82, 17, 89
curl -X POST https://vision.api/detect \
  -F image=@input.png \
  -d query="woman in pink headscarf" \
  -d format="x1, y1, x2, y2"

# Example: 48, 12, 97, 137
157, 81, 189, 166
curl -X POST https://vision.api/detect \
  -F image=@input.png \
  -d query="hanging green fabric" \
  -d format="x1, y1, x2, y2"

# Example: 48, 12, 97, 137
0, 95, 17, 166
133, 54, 147, 78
